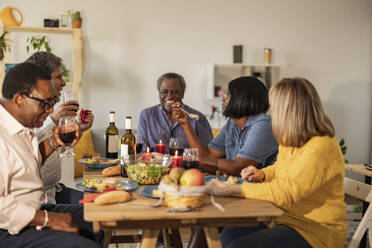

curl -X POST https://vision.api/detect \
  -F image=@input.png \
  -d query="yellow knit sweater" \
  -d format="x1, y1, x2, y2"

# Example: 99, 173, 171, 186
241, 136, 346, 248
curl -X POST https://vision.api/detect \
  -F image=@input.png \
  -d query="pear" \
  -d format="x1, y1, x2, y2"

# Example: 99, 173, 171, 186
160, 175, 173, 185
169, 168, 185, 181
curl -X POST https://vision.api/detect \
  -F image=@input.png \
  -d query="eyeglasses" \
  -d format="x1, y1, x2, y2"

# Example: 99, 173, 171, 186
159, 89, 182, 96
23, 94, 58, 109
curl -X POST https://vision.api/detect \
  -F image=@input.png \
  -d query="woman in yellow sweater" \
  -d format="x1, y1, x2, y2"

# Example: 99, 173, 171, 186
208, 78, 346, 248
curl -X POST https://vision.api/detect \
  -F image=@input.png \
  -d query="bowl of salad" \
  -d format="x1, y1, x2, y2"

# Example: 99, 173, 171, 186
125, 162, 168, 185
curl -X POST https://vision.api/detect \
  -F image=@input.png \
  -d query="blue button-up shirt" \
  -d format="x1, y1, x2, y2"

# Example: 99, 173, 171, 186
138, 104, 213, 153
209, 113, 278, 167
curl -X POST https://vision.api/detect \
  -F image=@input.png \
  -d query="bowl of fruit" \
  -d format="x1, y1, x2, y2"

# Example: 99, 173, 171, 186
158, 168, 207, 209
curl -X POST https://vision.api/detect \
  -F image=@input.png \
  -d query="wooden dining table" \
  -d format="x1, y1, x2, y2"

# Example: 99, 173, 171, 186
83, 166, 284, 248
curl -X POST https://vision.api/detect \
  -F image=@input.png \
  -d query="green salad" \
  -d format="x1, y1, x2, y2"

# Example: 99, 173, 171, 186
126, 163, 165, 184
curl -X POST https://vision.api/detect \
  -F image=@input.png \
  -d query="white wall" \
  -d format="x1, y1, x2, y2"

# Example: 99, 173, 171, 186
1, 0, 371, 163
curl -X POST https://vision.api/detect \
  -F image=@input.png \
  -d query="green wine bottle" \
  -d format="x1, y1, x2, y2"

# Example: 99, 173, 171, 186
105, 111, 119, 158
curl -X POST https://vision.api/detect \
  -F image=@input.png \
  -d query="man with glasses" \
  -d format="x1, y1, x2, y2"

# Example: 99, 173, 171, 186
0, 63, 102, 247
26, 52, 94, 205
138, 72, 213, 153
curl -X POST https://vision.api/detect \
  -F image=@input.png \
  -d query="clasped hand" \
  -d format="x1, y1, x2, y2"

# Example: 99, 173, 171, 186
47, 212, 78, 234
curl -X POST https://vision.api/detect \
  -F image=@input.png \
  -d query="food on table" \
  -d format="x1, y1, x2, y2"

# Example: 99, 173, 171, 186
94, 190, 131, 205
125, 163, 166, 184
161, 175, 172, 184
81, 179, 130, 191
82, 152, 100, 161
214, 174, 240, 185
179, 169, 205, 186
159, 169, 207, 209
169, 168, 185, 182
86, 158, 119, 164
102, 165, 121, 177
139, 152, 163, 163
224, 175, 240, 185
82, 152, 119, 164
141, 152, 153, 161
152, 189, 161, 197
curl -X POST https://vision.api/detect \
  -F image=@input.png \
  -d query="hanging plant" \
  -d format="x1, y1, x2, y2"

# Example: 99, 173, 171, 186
26, 35, 52, 53
0, 32, 7, 61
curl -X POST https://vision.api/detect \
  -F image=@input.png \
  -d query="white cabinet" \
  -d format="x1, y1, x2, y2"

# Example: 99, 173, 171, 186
207, 64, 282, 99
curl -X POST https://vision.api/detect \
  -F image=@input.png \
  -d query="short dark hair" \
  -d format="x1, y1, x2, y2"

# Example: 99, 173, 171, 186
157, 73, 186, 95
25, 52, 62, 75
2, 62, 51, 99
224, 76, 269, 119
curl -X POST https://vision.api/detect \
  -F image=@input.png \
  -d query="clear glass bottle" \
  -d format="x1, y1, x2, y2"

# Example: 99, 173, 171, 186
105, 111, 119, 158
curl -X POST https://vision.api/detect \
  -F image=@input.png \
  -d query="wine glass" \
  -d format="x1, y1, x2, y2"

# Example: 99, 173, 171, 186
169, 137, 184, 156
58, 116, 77, 157
182, 148, 199, 169
135, 134, 143, 155
61, 90, 79, 112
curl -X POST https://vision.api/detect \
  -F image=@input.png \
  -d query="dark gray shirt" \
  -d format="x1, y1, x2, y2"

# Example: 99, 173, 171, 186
138, 104, 213, 153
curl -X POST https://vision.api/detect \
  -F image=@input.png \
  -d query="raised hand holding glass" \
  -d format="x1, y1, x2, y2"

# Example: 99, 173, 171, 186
58, 116, 77, 157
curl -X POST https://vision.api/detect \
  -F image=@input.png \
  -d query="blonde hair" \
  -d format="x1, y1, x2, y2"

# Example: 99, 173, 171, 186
269, 78, 335, 147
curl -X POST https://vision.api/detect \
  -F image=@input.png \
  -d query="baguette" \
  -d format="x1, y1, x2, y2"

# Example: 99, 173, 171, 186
102, 165, 121, 177
94, 190, 131, 205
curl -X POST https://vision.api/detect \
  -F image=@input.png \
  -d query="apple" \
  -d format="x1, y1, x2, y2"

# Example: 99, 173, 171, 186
179, 169, 205, 186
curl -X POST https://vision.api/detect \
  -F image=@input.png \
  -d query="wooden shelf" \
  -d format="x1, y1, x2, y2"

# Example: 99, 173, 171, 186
207, 64, 284, 99
3, 26, 80, 35
0, 26, 84, 100
212, 64, 285, 68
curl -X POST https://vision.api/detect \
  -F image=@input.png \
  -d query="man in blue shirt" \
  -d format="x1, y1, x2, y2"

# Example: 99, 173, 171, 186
138, 72, 213, 153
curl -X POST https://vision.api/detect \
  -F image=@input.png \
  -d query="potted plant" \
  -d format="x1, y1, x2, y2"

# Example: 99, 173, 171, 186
26, 35, 52, 53
71, 11, 82, 28
0, 32, 7, 61
61, 63, 71, 83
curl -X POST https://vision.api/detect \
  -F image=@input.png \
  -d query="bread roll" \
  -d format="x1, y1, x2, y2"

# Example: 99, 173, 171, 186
102, 165, 121, 177
94, 190, 131, 205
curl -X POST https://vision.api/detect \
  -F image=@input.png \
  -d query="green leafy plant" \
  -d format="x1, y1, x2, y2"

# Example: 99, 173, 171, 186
61, 64, 71, 83
0, 32, 8, 60
26, 35, 52, 53
71, 11, 81, 20
339, 138, 348, 163
26, 35, 71, 83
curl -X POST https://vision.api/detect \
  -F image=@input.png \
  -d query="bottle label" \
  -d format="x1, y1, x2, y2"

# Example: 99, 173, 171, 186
125, 118, 132, 130
108, 135, 118, 153
121, 144, 128, 156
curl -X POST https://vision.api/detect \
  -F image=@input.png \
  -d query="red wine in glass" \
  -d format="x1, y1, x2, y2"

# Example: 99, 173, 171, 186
136, 143, 143, 154
58, 116, 77, 157
169, 148, 184, 156
58, 130, 76, 145
182, 160, 199, 169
